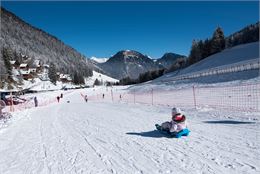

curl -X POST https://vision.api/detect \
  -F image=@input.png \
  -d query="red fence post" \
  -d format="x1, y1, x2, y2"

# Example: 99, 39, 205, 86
10, 92, 14, 112
192, 86, 197, 109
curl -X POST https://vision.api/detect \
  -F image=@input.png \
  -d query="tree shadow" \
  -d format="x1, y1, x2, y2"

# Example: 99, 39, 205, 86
126, 130, 170, 138
203, 120, 256, 124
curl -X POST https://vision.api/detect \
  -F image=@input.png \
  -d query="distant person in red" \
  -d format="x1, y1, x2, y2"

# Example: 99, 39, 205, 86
57, 96, 60, 103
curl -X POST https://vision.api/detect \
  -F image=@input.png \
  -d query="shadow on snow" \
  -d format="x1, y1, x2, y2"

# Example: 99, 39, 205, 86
126, 130, 172, 138
203, 120, 256, 124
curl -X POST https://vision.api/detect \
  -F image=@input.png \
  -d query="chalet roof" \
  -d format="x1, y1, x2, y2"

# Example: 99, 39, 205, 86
10, 60, 16, 65
60, 74, 71, 79
34, 60, 41, 67
43, 64, 49, 68
20, 63, 28, 68
34, 60, 40, 65
20, 70, 30, 75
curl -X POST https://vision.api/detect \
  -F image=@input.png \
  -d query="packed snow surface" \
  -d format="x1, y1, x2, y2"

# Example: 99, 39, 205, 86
0, 87, 259, 174
90, 57, 109, 63
85, 71, 119, 86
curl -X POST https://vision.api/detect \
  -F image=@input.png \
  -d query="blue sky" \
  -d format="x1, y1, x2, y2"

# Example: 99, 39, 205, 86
1, 1, 259, 58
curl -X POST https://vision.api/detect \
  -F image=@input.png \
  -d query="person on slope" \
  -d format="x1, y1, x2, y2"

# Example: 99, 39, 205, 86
160, 107, 187, 133
57, 96, 60, 103
34, 96, 38, 107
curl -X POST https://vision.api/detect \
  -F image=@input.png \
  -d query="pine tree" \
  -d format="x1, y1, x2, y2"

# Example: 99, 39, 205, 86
197, 40, 204, 61
210, 27, 225, 55
48, 62, 57, 85
2, 47, 13, 75
93, 78, 101, 86
119, 76, 134, 85
188, 40, 201, 65
201, 39, 211, 59
73, 72, 85, 85
73, 72, 79, 84
78, 73, 85, 85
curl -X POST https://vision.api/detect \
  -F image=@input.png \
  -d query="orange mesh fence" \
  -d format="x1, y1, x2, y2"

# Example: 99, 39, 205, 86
87, 83, 260, 112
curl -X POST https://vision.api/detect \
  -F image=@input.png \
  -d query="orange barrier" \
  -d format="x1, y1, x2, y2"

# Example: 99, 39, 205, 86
9, 90, 74, 112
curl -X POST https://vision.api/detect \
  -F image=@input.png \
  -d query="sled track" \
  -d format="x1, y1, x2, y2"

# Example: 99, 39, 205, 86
0, 90, 259, 174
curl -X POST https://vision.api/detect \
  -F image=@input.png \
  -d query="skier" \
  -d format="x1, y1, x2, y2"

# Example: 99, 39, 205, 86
60, 93, 63, 98
34, 96, 38, 107
159, 107, 187, 133
57, 96, 60, 103
102, 94, 105, 99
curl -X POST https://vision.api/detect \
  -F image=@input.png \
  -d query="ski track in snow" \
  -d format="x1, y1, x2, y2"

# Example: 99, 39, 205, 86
0, 89, 259, 174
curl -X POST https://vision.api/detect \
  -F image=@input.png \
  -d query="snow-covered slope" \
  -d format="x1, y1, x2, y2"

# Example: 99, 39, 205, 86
0, 88, 259, 174
167, 42, 259, 77
90, 57, 108, 63
143, 42, 260, 87
85, 71, 119, 86
177, 42, 259, 76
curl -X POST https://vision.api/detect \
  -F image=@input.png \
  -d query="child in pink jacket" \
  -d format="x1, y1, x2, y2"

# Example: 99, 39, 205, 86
161, 107, 187, 133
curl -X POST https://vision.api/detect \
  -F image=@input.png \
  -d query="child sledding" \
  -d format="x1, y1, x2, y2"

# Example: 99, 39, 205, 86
155, 107, 190, 138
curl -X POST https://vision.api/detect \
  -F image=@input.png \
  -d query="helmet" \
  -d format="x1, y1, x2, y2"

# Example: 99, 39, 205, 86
172, 107, 182, 115
172, 114, 186, 123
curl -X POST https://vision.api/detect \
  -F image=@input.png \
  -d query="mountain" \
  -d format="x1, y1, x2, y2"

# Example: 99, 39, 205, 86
156, 53, 187, 69
97, 50, 161, 79
0, 7, 93, 79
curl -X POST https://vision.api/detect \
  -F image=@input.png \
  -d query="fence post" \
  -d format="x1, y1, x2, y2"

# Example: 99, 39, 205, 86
192, 86, 197, 109
151, 88, 153, 105
10, 92, 14, 112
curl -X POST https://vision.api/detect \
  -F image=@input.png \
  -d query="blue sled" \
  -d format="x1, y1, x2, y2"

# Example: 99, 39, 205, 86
155, 124, 190, 138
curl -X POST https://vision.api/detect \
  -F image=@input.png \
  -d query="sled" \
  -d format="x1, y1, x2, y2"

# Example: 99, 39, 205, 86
155, 124, 190, 138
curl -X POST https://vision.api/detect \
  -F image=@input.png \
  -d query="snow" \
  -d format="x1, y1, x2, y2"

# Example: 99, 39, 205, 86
0, 88, 259, 174
29, 79, 65, 91
129, 42, 260, 91
19, 63, 28, 68
9, 60, 16, 65
0, 43, 259, 173
90, 57, 108, 63
168, 42, 259, 77
85, 71, 119, 86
